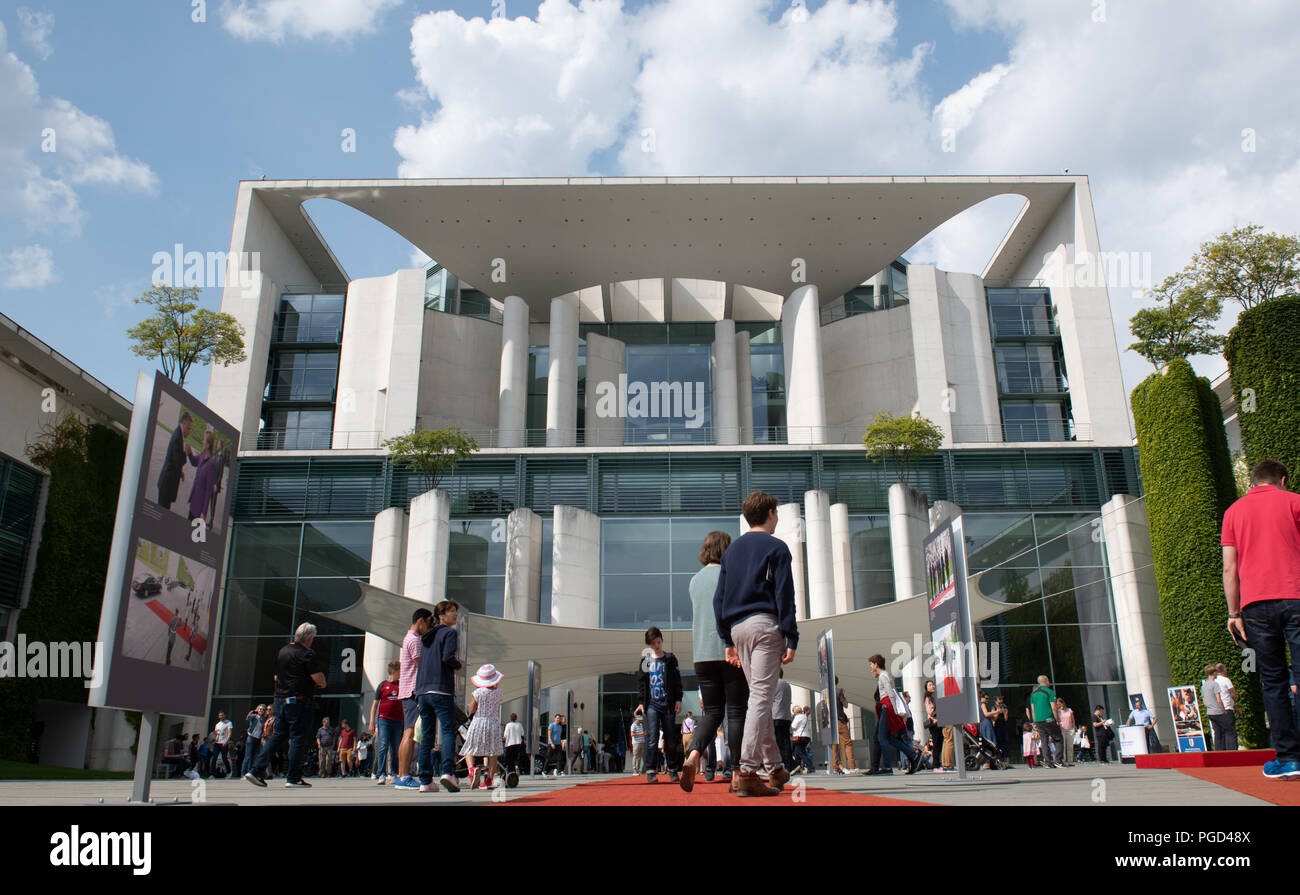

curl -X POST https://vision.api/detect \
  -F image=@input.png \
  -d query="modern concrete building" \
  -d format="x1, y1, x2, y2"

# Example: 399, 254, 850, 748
206, 176, 1168, 758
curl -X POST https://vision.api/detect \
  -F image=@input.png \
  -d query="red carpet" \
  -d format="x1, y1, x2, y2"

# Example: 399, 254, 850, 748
1177, 766, 1300, 806
145, 600, 208, 653
1136, 748, 1274, 769
501, 774, 936, 806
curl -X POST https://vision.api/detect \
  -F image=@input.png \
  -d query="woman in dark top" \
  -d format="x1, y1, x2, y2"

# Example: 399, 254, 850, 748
924, 680, 942, 756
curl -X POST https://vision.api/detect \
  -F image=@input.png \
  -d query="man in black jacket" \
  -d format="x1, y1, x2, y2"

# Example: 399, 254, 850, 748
156, 412, 194, 509
634, 626, 683, 783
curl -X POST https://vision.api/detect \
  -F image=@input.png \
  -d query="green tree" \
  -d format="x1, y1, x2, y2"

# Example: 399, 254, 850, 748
1128, 272, 1226, 369
384, 426, 479, 493
1185, 223, 1300, 312
126, 285, 246, 388
862, 411, 943, 486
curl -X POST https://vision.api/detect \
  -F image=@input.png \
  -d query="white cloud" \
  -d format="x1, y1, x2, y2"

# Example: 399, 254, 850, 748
390, 0, 1300, 393
2, 244, 56, 288
15, 7, 53, 60
0, 23, 157, 235
220, 0, 401, 42
396, 1, 641, 177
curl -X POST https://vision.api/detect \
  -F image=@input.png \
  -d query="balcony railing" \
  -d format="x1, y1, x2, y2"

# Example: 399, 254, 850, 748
989, 318, 1057, 338
996, 372, 1068, 395
263, 385, 337, 403
952, 423, 1090, 444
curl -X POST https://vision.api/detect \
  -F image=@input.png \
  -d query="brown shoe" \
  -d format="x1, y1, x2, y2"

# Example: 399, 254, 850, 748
734, 770, 780, 798
679, 755, 697, 793
769, 765, 790, 791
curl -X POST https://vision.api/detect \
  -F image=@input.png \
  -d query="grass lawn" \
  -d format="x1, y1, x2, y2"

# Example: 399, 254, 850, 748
0, 759, 133, 781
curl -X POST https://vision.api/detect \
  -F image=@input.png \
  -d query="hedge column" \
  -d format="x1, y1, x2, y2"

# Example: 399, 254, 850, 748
1225, 295, 1300, 486
1131, 358, 1265, 747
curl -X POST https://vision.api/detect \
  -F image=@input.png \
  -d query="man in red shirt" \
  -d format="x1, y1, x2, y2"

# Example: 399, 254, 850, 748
369, 660, 403, 783
1222, 459, 1300, 780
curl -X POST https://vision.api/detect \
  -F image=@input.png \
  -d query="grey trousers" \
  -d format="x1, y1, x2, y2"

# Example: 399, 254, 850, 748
732, 613, 785, 774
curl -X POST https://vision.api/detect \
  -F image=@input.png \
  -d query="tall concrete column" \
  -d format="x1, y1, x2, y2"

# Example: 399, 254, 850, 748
774, 502, 808, 620
404, 488, 450, 605
735, 329, 753, 444
497, 295, 529, 448
550, 504, 602, 742
1101, 494, 1172, 743
889, 482, 929, 602
830, 502, 854, 613
584, 331, 625, 448
804, 490, 835, 618
552, 505, 600, 627
712, 319, 739, 445
364, 507, 408, 722
546, 295, 579, 447
780, 284, 827, 445
504, 507, 543, 622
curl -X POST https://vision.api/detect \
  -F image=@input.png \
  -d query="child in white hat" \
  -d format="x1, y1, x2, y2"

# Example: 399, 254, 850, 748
462, 664, 504, 789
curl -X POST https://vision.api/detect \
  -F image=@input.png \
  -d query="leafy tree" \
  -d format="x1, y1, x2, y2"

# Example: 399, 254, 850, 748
1185, 223, 1300, 312
126, 285, 246, 387
384, 426, 479, 493
862, 411, 943, 486
1128, 272, 1226, 369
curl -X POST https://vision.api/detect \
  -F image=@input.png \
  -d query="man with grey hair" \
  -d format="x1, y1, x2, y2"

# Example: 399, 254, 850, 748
245, 622, 326, 788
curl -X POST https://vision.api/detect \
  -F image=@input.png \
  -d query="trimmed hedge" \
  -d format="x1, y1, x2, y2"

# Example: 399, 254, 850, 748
0, 420, 126, 762
1131, 359, 1266, 747
1225, 295, 1300, 488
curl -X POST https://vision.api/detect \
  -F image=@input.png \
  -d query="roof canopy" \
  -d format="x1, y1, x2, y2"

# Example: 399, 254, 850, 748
250, 175, 1079, 320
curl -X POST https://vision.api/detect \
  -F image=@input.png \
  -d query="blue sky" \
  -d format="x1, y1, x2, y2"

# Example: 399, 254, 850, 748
0, 0, 1295, 402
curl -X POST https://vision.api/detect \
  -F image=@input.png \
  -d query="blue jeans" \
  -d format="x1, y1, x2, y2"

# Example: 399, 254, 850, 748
255, 697, 308, 782
1245, 599, 1300, 762
375, 718, 402, 777
417, 693, 457, 785
241, 737, 261, 775
876, 712, 918, 765
792, 737, 815, 772
643, 704, 682, 774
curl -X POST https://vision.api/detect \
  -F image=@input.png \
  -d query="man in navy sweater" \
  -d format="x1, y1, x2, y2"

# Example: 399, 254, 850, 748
713, 490, 799, 797
415, 600, 463, 793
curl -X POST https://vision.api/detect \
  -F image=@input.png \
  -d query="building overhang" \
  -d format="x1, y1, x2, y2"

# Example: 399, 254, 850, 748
323, 577, 1020, 704
246, 175, 1082, 320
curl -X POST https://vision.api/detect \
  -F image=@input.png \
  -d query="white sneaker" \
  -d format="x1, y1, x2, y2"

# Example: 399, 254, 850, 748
376, 775, 387, 785
385, 775, 395, 784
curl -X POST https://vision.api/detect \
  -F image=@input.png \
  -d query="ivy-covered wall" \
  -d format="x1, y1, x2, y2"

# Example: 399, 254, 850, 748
0, 419, 125, 762
1225, 295, 1300, 488
1131, 359, 1266, 747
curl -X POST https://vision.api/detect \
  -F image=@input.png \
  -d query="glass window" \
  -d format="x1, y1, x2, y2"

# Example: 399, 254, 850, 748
995, 345, 1064, 394
217, 636, 285, 697
603, 519, 670, 575
999, 402, 1067, 442
267, 351, 339, 402
963, 513, 1037, 571
263, 409, 334, 451
848, 514, 892, 608
231, 525, 301, 578
275, 294, 343, 344
748, 340, 786, 443
299, 522, 373, 577
602, 573, 671, 629
986, 288, 1052, 337
447, 520, 506, 617
222, 579, 296, 637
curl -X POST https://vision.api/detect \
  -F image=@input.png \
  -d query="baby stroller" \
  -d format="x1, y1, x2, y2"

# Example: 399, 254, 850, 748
961, 723, 1007, 770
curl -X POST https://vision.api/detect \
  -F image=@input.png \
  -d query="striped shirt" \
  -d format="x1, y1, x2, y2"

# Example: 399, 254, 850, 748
398, 629, 420, 699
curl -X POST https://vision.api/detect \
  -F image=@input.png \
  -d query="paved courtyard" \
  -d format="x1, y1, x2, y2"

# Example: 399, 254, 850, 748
0, 762, 1271, 806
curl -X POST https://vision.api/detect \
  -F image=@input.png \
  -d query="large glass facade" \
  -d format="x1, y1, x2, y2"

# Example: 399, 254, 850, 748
218, 448, 1140, 742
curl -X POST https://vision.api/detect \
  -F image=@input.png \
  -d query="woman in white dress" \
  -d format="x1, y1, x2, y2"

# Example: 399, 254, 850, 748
461, 664, 505, 789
